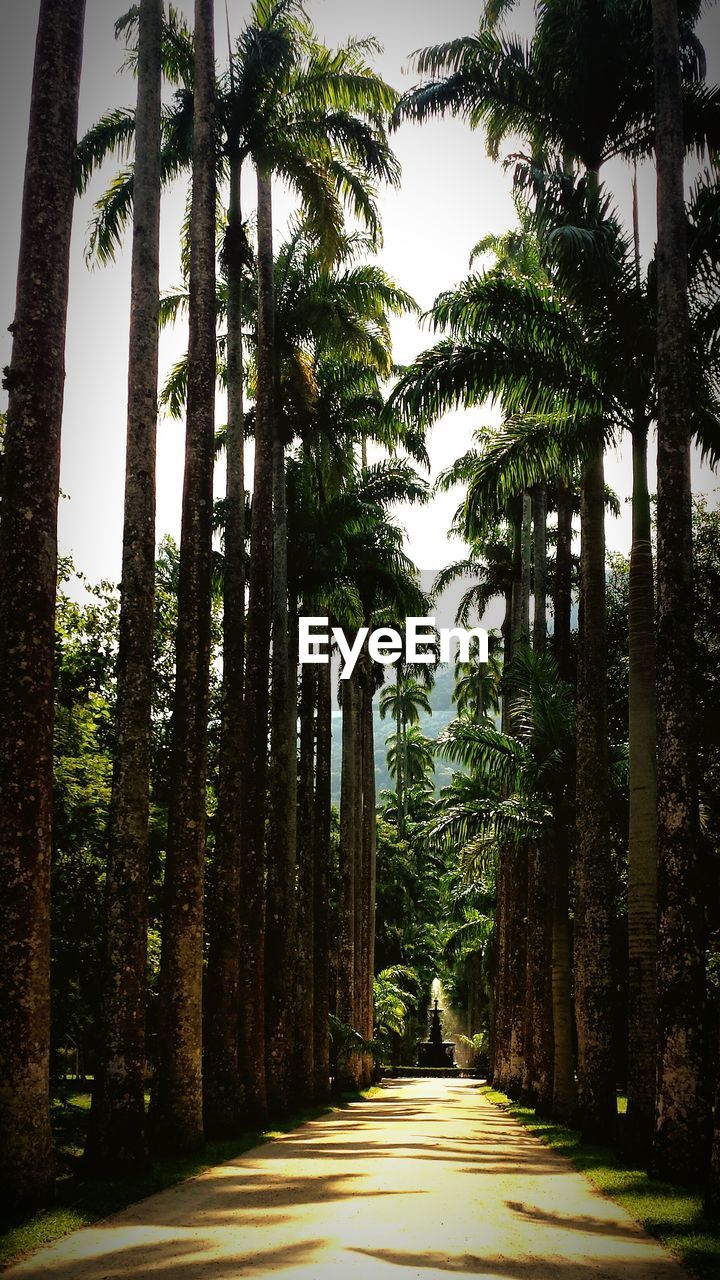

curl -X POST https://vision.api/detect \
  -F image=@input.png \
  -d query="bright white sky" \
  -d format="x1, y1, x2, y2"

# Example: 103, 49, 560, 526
1, 0, 718, 589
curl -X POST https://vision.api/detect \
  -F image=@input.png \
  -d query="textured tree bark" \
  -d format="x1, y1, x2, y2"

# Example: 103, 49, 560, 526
551, 825, 576, 1122
626, 422, 658, 1154
506, 848, 528, 1099
238, 166, 276, 1121
203, 150, 246, 1137
523, 842, 554, 1110
395, 658, 405, 837
295, 661, 316, 1101
532, 483, 547, 653
313, 660, 332, 1101
265, 448, 298, 1116
492, 854, 510, 1088
553, 482, 574, 685
89, 0, 162, 1172
651, 0, 710, 1179
337, 671, 360, 1090
354, 671, 367, 1086
520, 491, 532, 644
500, 590, 513, 733
359, 655, 378, 1087
150, 0, 216, 1155
574, 445, 617, 1139
509, 497, 524, 659
705, 1056, 720, 1214
0, 0, 86, 1206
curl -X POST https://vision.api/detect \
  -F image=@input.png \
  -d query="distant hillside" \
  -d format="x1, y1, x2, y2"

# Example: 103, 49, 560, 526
330, 662, 459, 806
327, 576, 511, 805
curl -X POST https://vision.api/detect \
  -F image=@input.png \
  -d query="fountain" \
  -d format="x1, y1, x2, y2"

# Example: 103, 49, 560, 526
417, 996, 457, 1070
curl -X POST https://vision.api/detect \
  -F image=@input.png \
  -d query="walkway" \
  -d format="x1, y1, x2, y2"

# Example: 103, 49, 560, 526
7, 1079, 688, 1279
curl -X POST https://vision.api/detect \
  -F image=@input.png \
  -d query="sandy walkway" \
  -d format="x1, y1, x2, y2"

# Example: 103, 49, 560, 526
7, 1079, 688, 1279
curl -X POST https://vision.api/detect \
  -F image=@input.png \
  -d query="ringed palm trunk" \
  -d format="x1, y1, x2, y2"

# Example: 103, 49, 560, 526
313, 659, 332, 1101
521, 491, 532, 644
90, 0, 162, 1171
573, 442, 617, 1139
506, 847, 528, 1098
626, 421, 658, 1153
553, 482, 574, 684
395, 658, 404, 835
533, 483, 547, 653
0, 0, 86, 1206
500, 589, 513, 733
203, 150, 246, 1136
651, 0, 710, 1179
238, 166, 276, 1120
509, 496, 524, 658
265, 445, 298, 1116
523, 841, 554, 1110
337, 669, 360, 1091
353, 668, 367, 1083
551, 823, 576, 1121
360, 653, 377, 1087
492, 868, 508, 1087
295, 660, 316, 1102
151, 0, 216, 1155
706, 1063, 720, 1214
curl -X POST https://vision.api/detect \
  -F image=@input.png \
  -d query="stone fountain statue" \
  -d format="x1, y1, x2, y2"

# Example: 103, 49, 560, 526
417, 997, 456, 1069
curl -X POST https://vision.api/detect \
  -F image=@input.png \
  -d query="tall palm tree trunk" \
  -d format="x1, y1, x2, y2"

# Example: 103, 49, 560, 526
574, 444, 616, 1139
295, 661, 316, 1101
626, 421, 658, 1153
89, 0, 162, 1172
313, 660, 332, 1101
509, 497, 524, 656
506, 847, 528, 1098
551, 824, 576, 1121
706, 1065, 720, 1214
360, 654, 377, 1087
651, 0, 710, 1179
151, 0, 216, 1156
521, 491, 532, 643
265, 445, 298, 1115
337, 670, 360, 1090
395, 658, 405, 835
0, 0, 86, 1206
492, 853, 510, 1087
204, 150, 246, 1136
533, 483, 547, 653
238, 166, 276, 1120
524, 841, 554, 1110
553, 482, 574, 684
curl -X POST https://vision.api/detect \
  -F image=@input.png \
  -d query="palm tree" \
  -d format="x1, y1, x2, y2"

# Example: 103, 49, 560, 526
392, 0, 712, 1143
452, 641, 502, 725
380, 674, 433, 836
433, 651, 579, 1117
0, 0, 86, 1206
313, 657, 333, 1101
150, 0, 216, 1156
89, 0, 163, 1173
240, 7, 401, 1117
386, 726, 435, 788
651, 0, 711, 1180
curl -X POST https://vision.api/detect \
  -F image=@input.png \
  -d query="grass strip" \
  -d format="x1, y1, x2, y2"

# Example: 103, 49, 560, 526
481, 1084, 720, 1280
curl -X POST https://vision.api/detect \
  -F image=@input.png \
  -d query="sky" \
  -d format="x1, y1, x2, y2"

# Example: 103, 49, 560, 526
1, 0, 719, 590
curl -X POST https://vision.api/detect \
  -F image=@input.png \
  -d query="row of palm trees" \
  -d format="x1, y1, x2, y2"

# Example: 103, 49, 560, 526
0, 0, 430, 1203
384, 0, 719, 1191
0, 0, 715, 1213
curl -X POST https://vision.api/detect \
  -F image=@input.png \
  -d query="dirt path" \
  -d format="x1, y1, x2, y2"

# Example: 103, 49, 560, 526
7, 1079, 688, 1279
